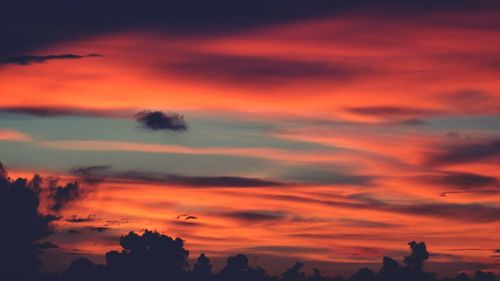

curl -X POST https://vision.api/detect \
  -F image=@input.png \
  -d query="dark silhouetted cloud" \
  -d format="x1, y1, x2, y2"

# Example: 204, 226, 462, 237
34, 242, 59, 250
0, 106, 131, 118
347, 106, 439, 120
66, 229, 81, 235
2, 0, 498, 58
1, 53, 101, 65
337, 218, 400, 228
70, 165, 111, 185
243, 245, 329, 254
167, 54, 365, 85
88, 226, 109, 233
49, 181, 85, 212
261, 192, 500, 223
416, 171, 499, 189
65, 215, 96, 223
428, 138, 500, 165
220, 210, 287, 223
70, 165, 285, 187
135, 110, 188, 131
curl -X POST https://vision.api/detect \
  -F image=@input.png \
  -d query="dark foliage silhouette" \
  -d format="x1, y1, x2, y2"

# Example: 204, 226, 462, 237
192, 254, 213, 281
105, 230, 189, 281
0, 163, 56, 281
0, 162, 497, 281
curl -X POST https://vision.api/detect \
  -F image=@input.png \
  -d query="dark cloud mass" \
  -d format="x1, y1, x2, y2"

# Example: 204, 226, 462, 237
0, 53, 101, 65
65, 215, 96, 223
168, 54, 363, 85
417, 171, 499, 189
220, 210, 287, 223
135, 110, 188, 131
347, 106, 439, 120
1, 0, 499, 58
0, 106, 131, 118
88, 226, 109, 233
429, 138, 500, 165
49, 181, 85, 212
71, 165, 284, 187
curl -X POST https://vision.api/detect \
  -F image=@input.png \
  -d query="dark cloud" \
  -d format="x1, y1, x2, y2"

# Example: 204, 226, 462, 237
49, 181, 85, 212
416, 171, 499, 189
2, 0, 499, 59
428, 138, 500, 165
347, 106, 439, 120
88, 226, 109, 233
66, 229, 81, 235
70, 165, 111, 185
65, 215, 96, 223
261, 192, 500, 223
162, 175, 283, 188
284, 167, 375, 186
171, 220, 201, 228
337, 219, 400, 228
0, 106, 131, 118
70, 165, 285, 188
0, 53, 101, 65
167, 54, 364, 85
243, 245, 329, 255
34, 242, 59, 250
135, 110, 188, 131
220, 210, 287, 223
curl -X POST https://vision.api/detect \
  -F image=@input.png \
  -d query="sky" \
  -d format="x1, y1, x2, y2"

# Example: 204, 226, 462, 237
1, 0, 500, 278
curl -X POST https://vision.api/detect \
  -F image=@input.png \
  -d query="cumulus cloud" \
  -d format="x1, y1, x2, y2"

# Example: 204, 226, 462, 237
135, 110, 188, 131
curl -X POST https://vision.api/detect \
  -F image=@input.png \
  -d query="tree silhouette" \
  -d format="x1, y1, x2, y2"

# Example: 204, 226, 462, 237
0, 163, 55, 281
0, 162, 497, 281
192, 254, 213, 281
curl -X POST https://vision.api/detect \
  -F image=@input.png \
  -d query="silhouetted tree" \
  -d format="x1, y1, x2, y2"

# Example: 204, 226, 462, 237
475, 270, 495, 281
62, 257, 103, 281
404, 241, 429, 271
0, 162, 56, 281
305, 268, 328, 281
282, 262, 306, 281
193, 253, 213, 281
376, 257, 402, 281
105, 230, 189, 281
0, 163, 498, 281
349, 268, 374, 281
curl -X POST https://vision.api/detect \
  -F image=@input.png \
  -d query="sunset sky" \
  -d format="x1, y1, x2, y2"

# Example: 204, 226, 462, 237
1, 0, 500, 278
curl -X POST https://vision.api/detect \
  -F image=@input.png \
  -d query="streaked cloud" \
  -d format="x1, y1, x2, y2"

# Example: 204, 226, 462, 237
1, 53, 101, 65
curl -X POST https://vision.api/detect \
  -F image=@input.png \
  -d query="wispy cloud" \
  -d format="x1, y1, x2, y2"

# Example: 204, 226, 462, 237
1, 53, 102, 65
